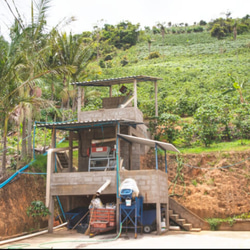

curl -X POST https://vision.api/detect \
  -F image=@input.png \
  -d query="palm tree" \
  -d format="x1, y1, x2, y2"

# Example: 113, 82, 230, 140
55, 31, 94, 114
0, 0, 95, 173
0, 26, 23, 175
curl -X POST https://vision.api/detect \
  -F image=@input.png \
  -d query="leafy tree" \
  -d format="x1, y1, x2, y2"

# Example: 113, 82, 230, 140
99, 21, 140, 50
199, 20, 207, 26
157, 22, 166, 40
222, 74, 247, 104
232, 104, 250, 143
157, 113, 181, 143
210, 18, 233, 39
193, 104, 221, 147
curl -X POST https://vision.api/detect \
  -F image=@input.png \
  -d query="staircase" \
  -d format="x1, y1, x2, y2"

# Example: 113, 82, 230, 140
56, 151, 69, 172
169, 209, 201, 232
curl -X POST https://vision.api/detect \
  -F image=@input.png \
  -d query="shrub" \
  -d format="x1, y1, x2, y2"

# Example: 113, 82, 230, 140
27, 200, 51, 230
148, 51, 160, 59
193, 26, 204, 32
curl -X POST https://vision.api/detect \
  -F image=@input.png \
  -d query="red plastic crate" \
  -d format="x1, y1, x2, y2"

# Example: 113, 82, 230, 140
91, 221, 108, 228
90, 207, 116, 227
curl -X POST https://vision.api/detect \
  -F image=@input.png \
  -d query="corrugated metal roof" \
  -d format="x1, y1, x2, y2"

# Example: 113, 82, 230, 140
71, 75, 163, 87
36, 119, 143, 131
117, 133, 180, 153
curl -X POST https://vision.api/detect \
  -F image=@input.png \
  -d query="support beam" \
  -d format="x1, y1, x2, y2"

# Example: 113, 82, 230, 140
133, 79, 137, 108
77, 86, 81, 121
165, 150, 167, 173
156, 202, 161, 235
48, 196, 54, 233
109, 86, 112, 97
154, 80, 158, 117
46, 146, 72, 233
69, 131, 73, 172
116, 122, 121, 233
155, 143, 158, 170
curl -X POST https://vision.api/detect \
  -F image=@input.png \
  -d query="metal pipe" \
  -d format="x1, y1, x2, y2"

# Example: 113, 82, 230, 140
96, 179, 111, 195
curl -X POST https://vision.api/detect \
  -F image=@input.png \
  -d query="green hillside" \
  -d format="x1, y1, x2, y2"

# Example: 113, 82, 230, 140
85, 29, 250, 149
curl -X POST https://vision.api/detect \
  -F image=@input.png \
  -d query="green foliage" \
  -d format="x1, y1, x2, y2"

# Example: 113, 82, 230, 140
210, 18, 234, 39
169, 154, 186, 197
26, 200, 51, 229
204, 213, 250, 230
30, 154, 47, 173
158, 113, 181, 143
120, 56, 129, 66
179, 122, 194, 147
206, 218, 221, 230
100, 21, 140, 50
27, 200, 51, 218
193, 104, 221, 147
147, 51, 161, 59
232, 103, 250, 141
191, 179, 198, 186
193, 26, 204, 33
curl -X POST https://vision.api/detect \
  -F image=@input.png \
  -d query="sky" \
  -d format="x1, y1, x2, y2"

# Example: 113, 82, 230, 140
0, 0, 249, 41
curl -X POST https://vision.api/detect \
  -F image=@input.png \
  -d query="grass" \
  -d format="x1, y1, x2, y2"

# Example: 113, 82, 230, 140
178, 139, 250, 154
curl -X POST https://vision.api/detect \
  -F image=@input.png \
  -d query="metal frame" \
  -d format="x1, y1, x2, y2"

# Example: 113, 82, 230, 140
119, 196, 144, 239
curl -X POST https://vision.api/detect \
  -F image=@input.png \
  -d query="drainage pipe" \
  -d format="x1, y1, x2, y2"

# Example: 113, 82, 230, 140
96, 179, 111, 196
0, 222, 67, 246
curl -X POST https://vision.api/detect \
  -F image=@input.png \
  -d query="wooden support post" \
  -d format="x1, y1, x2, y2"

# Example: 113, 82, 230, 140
51, 128, 56, 172
46, 149, 54, 233
116, 123, 121, 233
116, 197, 120, 234
69, 131, 73, 172
166, 202, 169, 230
109, 86, 112, 97
77, 86, 81, 121
155, 143, 158, 170
133, 79, 137, 108
48, 195, 54, 233
156, 202, 161, 235
154, 80, 158, 117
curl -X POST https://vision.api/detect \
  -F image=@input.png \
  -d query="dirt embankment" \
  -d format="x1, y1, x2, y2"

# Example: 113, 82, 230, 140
0, 174, 47, 238
141, 149, 250, 219
1, 150, 250, 238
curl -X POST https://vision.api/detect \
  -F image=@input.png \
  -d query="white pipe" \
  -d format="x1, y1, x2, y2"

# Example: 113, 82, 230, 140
96, 179, 111, 195
0, 222, 67, 246
91, 138, 116, 144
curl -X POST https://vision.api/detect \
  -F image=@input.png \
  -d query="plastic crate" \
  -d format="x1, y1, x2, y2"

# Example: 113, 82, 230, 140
91, 221, 108, 228
90, 207, 116, 227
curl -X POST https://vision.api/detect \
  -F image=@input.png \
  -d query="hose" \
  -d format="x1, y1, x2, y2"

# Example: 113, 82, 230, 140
38, 223, 123, 249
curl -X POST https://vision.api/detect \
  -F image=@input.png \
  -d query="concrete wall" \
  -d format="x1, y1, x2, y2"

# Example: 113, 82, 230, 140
78, 107, 144, 122
119, 170, 168, 204
102, 96, 132, 109
51, 172, 117, 196
50, 170, 168, 204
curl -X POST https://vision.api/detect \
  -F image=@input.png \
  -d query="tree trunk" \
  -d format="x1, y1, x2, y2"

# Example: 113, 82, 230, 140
27, 114, 32, 159
2, 131, 7, 176
21, 112, 27, 160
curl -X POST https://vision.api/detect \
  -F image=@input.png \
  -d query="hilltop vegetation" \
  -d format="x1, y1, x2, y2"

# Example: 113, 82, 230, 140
0, 0, 249, 175
89, 19, 250, 149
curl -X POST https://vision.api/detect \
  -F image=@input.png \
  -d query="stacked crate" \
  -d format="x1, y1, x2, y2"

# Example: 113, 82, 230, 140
90, 207, 116, 232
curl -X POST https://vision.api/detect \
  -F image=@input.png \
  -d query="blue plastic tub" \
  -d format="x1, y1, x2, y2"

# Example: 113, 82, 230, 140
120, 189, 133, 199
